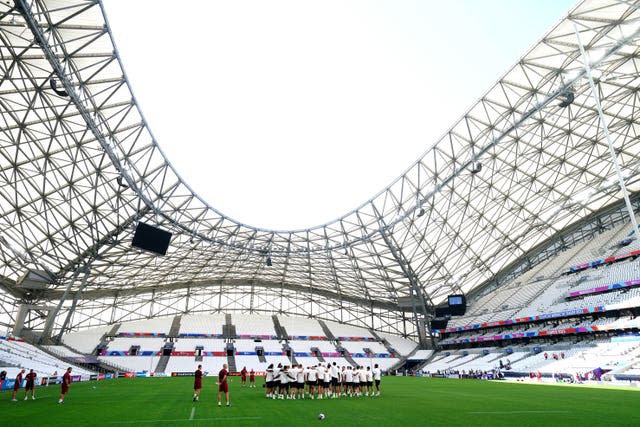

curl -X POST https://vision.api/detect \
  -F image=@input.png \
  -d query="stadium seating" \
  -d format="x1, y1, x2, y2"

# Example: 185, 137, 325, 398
7, 191, 640, 386
43, 345, 86, 358
408, 350, 434, 360
235, 355, 267, 371
99, 355, 160, 372
234, 339, 267, 352
164, 356, 226, 375
232, 314, 277, 337
324, 320, 375, 340
106, 337, 165, 353
362, 357, 399, 371
289, 340, 334, 353
340, 340, 388, 355
0, 339, 95, 377
257, 339, 287, 352
179, 314, 226, 335
173, 338, 226, 352
118, 317, 174, 335
61, 324, 112, 353
376, 332, 419, 356
278, 315, 325, 337
290, 356, 314, 367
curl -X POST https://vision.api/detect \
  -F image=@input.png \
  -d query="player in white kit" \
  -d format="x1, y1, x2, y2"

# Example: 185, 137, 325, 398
352, 366, 360, 396
365, 366, 373, 396
344, 366, 354, 397
323, 366, 331, 398
306, 365, 318, 399
295, 364, 306, 399
315, 363, 325, 399
330, 362, 340, 398
265, 364, 275, 398
372, 363, 382, 396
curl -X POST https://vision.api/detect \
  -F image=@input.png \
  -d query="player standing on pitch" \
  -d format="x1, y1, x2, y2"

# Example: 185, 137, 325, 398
240, 366, 247, 387
372, 363, 381, 396
217, 363, 230, 406
58, 367, 72, 404
249, 368, 256, 387
193, 364, 203, 402
24, 369, 37, 400
10, 368, 25, 401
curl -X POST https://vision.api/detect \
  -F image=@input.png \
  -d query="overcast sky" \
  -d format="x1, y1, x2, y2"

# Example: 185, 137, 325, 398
102, 0, 576, 230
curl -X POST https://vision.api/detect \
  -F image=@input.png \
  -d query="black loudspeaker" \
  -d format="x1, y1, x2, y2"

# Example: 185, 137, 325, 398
447, 294, 467, 316
131, 222, 172, 255
430, 318, 449, 330
435, 306, 451, 317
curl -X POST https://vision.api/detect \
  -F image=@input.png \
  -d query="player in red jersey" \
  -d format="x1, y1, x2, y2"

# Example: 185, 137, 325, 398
193, 365, 203, 402
240, 366, 247, 387
249, 368, 256, 387
0, 370, 6, 392
58, 367, 72, 404
217, 363, 230, 406
24, 369, 37, 400
11, 368, 25, 401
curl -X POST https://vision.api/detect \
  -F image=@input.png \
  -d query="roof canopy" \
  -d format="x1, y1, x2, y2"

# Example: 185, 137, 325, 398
1, 0, 639, 335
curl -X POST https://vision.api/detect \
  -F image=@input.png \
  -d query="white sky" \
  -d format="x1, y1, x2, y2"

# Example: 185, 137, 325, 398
102, 0, 576, 230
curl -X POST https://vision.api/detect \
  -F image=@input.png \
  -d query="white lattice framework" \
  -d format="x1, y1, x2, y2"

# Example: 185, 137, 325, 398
1, 0, 640, 341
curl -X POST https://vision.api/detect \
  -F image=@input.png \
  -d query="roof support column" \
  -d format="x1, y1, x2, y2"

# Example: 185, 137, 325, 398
574, 22, 640, 241
40, 266, 85, 343
374, 207, 434, 348
54, 266, 92, 343
383, 230, 433, 347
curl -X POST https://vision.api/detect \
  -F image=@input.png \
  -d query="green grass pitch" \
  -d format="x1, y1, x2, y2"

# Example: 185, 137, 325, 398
2, 376, 639, 426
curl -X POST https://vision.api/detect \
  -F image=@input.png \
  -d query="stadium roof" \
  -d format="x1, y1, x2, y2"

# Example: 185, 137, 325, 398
1, 0, 640, 337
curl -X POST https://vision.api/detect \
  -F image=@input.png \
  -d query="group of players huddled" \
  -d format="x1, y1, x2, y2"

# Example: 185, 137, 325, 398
264, 362, 382, 400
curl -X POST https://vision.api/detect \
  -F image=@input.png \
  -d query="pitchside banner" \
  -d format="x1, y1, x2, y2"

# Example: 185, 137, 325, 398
40, 376, 61, 386
88, 373, 109, 381
172, 372, 197, 377
1, 379, 21, 391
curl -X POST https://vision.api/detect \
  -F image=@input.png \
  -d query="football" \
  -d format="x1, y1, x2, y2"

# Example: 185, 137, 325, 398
318, 413, 325, 420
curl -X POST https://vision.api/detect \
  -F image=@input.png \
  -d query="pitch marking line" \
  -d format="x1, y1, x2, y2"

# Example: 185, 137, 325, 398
469, 410, 571, 414
110, 417, 262, 424
189, 407, 196, 421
